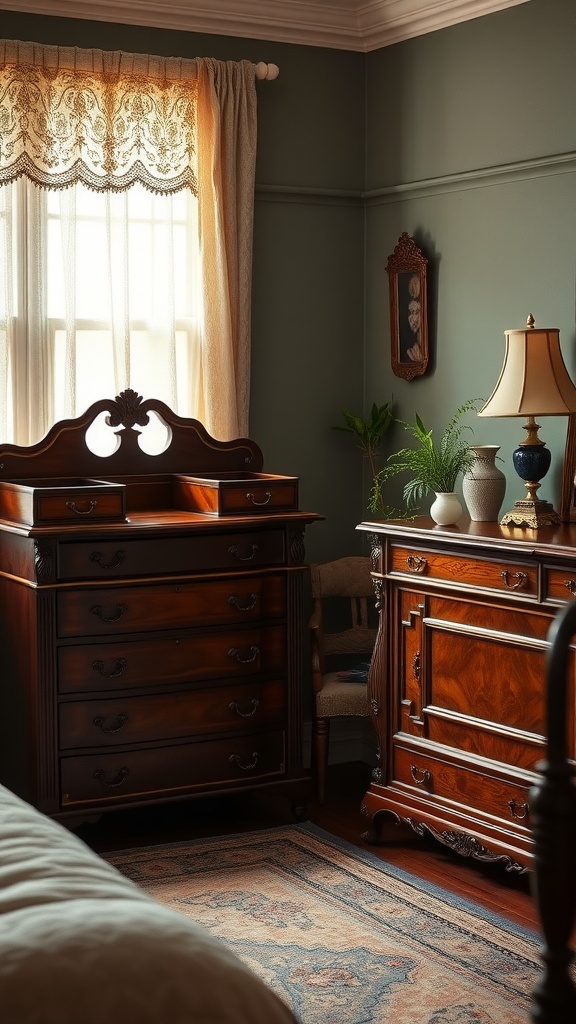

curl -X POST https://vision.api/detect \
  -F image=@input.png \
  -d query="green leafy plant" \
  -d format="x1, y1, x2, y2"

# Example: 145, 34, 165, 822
333, 401, 404, 517
372, 399, 481, 513
333, 402, 393, 484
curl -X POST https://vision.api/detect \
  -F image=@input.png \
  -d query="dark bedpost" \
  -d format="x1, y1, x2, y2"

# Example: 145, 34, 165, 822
529, 598, 576, 1024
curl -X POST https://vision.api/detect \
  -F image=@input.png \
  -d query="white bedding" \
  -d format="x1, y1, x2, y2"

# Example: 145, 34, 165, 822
0, 785, 297, 1023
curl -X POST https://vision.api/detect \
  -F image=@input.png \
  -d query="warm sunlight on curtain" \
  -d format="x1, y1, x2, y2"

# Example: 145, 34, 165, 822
0, 42, 258, 444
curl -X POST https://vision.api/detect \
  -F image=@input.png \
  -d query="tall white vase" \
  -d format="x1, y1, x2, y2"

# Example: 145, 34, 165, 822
462, 445, 506, 522
430, 491, 463, 526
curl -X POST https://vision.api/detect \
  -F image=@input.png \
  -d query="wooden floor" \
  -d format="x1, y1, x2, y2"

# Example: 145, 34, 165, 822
77, 761, 538, 934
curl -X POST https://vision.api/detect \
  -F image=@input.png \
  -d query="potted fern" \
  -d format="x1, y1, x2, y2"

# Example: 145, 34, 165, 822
371, 399, 481, 525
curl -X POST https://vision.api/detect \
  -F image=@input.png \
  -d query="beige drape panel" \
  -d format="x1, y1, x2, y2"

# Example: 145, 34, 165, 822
0, 41, 257, 439
195, 58, 257, 438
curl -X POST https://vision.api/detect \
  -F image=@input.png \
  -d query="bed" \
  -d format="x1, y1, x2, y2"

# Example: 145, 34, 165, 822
0, 782, 297, 1024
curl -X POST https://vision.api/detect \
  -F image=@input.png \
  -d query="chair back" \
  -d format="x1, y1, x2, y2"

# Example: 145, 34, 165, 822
309, 556, 377, 662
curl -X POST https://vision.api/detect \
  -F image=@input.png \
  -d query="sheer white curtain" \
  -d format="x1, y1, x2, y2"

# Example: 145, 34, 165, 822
0, 43, 258, 445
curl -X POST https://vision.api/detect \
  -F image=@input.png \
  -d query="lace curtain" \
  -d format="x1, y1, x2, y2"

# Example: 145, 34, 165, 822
0, 41, 257, 442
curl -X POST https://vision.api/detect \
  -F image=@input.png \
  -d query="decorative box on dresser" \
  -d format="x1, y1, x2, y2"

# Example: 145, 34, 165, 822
0, 391, 321, 822
357, 515, 576, 873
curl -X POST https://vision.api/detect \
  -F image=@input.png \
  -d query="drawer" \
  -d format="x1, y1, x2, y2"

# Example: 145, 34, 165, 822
58, 625, 286, 693
392, 743, 533, 830
173, 472, 299, 516
60, 731, 286, 807
0, 476, 126, 527
57, 574, 286, 637
390, 544, 538, 598
543, 565, 576, 603
59, 679, 285, 749
425, 714, 545, 772
56, 529, 285, 580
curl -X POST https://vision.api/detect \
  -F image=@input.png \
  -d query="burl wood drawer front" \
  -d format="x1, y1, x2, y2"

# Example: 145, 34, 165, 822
390, 544, 538, 598
427, 618, 547, 736
57, 529, 285, 580
58, 625, 286, 694
543, 565, 576, 603
59, 679, 285, 749
392, 744, 533, 829
57, 574, 286, 638
60, 731, 286, 807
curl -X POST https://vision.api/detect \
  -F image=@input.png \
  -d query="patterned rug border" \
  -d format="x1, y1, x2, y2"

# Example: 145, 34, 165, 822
106, 820, 540, 944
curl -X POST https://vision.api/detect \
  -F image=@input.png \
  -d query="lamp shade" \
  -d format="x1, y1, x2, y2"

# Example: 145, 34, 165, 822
479, 321, 576, 418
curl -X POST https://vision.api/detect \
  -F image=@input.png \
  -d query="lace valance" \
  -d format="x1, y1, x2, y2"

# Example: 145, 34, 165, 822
0, 41, 199, 193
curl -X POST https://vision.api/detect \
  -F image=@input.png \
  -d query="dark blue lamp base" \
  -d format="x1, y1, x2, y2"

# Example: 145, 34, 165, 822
500, 442, 559, 528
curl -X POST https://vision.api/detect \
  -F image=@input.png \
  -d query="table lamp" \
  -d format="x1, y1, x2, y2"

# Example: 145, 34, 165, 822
478, 314, 576, 528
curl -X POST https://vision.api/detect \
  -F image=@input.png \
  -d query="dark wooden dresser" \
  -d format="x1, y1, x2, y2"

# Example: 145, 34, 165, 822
357, 515, 576, 873
0, 391, 320, 821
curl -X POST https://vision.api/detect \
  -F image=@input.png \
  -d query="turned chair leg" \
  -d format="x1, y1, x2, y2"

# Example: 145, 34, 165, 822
313, 717, 330, 805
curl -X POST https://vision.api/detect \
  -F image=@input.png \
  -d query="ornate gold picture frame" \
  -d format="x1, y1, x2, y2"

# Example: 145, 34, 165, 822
386, 232, 429, 381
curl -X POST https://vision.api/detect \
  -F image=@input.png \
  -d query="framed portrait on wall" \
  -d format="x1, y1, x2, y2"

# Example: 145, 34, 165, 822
386, 232, 429, 381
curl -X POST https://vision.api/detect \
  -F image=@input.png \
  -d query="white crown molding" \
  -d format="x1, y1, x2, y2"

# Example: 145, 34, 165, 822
0, 0, 533, 51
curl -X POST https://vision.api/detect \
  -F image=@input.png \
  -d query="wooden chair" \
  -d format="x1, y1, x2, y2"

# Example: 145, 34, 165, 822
308, 556, 377, 804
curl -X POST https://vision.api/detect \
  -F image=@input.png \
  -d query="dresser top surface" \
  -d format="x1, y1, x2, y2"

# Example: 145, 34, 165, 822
357, 516, 576, 559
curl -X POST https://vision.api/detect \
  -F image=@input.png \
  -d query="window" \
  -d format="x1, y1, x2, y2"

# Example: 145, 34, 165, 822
0, 179, 203, 444
0, 45, 259, 444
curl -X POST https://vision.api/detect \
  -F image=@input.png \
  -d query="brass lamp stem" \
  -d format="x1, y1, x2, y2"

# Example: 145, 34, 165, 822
521, 414, 545, 447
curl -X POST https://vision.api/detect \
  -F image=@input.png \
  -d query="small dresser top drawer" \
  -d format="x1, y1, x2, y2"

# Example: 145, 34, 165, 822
390, 543, 538, 598
0, 476, 126, 527
173, 472, 298, 516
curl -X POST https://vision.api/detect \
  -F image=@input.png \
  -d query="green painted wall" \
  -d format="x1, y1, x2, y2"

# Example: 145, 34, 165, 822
2, 0, 575, 560
365, 0, 576, 519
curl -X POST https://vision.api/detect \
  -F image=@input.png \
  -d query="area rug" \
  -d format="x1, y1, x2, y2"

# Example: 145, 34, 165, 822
105, 822, 542, 1024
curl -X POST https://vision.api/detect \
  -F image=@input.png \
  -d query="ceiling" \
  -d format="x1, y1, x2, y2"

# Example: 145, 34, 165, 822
0, 0, 533, 51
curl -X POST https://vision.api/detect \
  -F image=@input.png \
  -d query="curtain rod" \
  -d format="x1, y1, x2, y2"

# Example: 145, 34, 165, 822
254, 62, 279, 81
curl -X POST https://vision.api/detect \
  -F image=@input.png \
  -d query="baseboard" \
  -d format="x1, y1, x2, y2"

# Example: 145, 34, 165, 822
303, 718, 377, 769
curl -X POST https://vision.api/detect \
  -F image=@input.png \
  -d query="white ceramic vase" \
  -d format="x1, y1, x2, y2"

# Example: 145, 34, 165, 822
462, 445, 506, 522
429, 491, 463, 526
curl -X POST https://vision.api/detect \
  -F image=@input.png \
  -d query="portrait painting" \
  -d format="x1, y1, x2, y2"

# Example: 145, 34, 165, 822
386, 233, 429, 381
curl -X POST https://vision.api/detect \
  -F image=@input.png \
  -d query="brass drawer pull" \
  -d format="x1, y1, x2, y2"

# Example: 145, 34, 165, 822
246, 491, 272, 506
500, 570, 528, 590
564, 579, 576, 594
229, 751, 259, 771
410, 764, 431, 786
508, 798, 529, 820
228, 593, 258, 612
229, 698, 260, 718
93, 713, 128, 734
406, 554, 427, 573
66, 499, 97, 515
92, 657, 127, 678
91, 603, 128, 623
93, 766, 129, 789
228, 645, 259, 664
89, 550, 126, 570
228, 544, 259, 562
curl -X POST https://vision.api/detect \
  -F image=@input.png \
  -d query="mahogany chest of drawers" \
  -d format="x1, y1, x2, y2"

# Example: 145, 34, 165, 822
357, 516, 576, 872
0, 392, 320, 821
